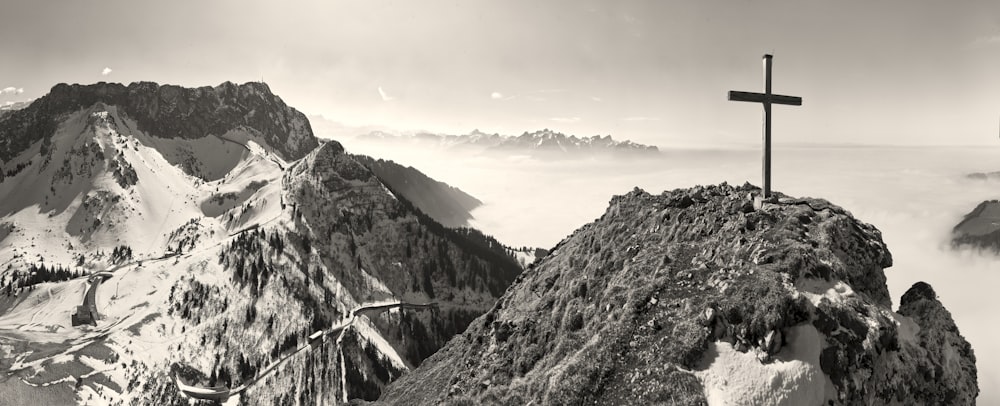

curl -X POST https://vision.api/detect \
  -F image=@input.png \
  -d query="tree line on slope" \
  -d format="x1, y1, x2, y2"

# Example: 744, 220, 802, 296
1, 263, 84, 295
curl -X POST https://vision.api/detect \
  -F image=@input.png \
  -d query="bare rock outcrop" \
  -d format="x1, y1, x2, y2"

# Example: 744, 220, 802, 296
377, 183, 977, 405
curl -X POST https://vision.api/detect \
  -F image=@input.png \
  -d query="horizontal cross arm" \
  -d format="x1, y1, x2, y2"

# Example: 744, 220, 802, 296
728, 91, 802, 106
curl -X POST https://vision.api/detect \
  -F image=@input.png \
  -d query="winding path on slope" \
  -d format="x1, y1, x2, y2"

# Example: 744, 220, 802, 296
70, 272, 113, 326
174, 300, 438, 402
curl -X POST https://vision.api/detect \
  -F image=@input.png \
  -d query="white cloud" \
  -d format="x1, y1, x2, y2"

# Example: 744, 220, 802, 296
590, 96, 603, 102
491, 91, 516, 101
101, 67, 112, 76
378, 86, 394, 101
968, 35, 1000, 48
623, 116, 661, 122
549, 117, 581, 123
16, 88, 23, 94
1, 87, 17, 95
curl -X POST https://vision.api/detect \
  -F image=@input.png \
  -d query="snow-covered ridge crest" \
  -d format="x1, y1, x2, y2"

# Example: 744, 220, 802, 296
0, 81, 319, 166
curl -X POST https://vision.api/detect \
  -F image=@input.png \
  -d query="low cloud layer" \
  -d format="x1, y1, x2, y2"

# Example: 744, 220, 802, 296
101, 67, 112, 76
1, 87, 24, 95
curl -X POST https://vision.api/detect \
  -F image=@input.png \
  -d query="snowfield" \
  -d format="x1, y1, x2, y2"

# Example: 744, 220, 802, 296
694, 324, 831, 406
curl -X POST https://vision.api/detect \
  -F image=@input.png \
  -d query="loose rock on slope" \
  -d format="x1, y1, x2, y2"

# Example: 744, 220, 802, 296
377, 183, 978, 405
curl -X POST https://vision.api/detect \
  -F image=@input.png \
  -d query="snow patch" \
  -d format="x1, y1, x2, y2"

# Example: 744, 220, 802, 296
694, 324, 831, 406
796, 278, 855, 306
891, 312, 921, 346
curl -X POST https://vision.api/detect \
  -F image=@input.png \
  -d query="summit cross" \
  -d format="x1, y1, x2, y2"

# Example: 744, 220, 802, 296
728, 54, 802, 198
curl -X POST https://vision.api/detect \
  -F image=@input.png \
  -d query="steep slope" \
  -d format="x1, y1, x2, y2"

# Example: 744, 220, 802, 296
126, 141, 522, 405
0, 81, 318, 174
351, 154, 482, 228
952, 200, 1000, 252
0, 84, 522, 405
378, 183, 978, 405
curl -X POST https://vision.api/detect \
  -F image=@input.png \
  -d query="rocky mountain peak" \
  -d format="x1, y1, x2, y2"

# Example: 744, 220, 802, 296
0, 81, 319, 163
378, 183, 976, 405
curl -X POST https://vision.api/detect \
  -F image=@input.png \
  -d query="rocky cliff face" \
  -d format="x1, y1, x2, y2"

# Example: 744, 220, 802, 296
0, 81, 318, 163
953, 200, 1000, 252
377, 183, 978, 405
351, 154, 483, 228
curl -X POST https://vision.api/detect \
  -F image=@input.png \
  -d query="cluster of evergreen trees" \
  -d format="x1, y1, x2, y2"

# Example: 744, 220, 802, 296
1, 263, 83, 295
167, 277, 228, 325
110, 245, 133, 264
367, 178, 523, 298
0, 160, 31, 182
217, 228, 284, 297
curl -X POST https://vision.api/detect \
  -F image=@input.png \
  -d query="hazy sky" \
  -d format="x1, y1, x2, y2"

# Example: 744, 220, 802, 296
3, 0, 1000, 147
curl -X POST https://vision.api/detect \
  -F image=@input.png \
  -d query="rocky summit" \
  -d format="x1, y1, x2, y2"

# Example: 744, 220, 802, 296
953, 200, 1000, 253
0, 81, 318, 164
377, 183, 978, 405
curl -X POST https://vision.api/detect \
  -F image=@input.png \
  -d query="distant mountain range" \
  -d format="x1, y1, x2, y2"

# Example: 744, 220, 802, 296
350, 128, 660, 157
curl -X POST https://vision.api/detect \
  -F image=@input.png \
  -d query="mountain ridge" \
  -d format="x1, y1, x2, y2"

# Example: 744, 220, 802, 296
353, 128, 659, 157
377, 183, 977, 405
0, 81, 318, 165
0, 84, 522, 405
351, 154, 482, 228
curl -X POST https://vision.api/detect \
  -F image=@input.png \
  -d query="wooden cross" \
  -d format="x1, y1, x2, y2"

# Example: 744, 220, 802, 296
728, 54, 802, 198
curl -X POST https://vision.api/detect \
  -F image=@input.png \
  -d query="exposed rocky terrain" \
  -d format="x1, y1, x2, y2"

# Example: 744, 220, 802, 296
0, 81, 318, 167
953, 200, 1000, 252
351, 155, 482, 228
378, 183, 978, 405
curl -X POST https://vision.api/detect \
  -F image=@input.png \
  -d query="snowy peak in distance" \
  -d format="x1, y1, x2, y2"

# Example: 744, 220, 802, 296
0, 81, 319, 165
353, 128, 659, 158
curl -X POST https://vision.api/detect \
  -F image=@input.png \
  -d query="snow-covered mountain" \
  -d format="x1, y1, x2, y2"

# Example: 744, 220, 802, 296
352, 128, 659, 158
0, 82, 522, 405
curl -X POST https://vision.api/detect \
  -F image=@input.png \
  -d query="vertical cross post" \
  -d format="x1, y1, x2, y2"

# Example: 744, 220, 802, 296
762, 55, 772, 197
728, 54, 801, 198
